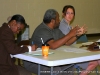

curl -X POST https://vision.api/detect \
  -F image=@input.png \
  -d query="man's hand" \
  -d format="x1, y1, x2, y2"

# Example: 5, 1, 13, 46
76, 25, 87, 36
31, 45, 38, 51
69, 25, 80, 37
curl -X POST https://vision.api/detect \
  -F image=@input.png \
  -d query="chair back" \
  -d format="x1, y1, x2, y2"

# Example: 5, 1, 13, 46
77, 34, 88, 43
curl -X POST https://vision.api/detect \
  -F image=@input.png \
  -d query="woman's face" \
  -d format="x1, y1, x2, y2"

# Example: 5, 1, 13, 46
64, 8, 75, 23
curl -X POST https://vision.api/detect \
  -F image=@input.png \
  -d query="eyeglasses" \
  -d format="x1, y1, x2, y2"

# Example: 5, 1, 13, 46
16, 23, 23, 31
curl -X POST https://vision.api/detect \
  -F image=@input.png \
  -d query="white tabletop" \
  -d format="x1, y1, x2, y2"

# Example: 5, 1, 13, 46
13, 42, 100, 67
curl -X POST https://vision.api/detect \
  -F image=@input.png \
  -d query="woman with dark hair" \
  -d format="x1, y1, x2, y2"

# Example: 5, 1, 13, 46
0, 14, 37, 75
59, 5, 80, 46
59, 4, 87, 73
59, 5, 76, 40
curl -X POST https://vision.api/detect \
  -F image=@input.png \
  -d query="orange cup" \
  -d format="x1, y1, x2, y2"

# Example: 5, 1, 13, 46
42, 44, 49, 57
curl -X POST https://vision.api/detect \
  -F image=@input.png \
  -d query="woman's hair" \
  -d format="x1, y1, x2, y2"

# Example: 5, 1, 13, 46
62, 5, 75, 16
8, 14, 27, 27
43, 9, 58, 24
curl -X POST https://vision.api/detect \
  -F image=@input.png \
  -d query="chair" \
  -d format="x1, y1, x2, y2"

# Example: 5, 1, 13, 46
77, 34, 88, 43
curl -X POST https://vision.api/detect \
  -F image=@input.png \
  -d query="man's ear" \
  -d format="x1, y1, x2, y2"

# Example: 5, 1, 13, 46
51, 19, 55, 24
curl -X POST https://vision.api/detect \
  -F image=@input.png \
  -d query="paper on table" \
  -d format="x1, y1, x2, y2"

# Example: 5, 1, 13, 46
24, 49, 54, 56
82, 42, 93, 45
36, 48, 42, 51
64, 47, 90, 53
32, 52, 54, 56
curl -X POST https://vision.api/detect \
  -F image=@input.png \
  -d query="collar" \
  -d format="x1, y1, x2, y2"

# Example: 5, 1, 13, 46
63, 18, 69, 26
8, 24, 10, 28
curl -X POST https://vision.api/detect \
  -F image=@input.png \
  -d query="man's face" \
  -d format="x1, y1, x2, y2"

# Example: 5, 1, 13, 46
10, 20, 25, 34
54, 13, 60, 28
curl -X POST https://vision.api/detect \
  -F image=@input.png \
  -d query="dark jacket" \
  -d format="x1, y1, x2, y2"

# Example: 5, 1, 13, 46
0, 23, 28, 75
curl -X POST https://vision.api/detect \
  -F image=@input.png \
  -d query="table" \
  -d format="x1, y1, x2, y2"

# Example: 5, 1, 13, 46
13, 43, 100, 75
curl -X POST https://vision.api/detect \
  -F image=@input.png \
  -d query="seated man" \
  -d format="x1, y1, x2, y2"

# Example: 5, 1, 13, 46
0, 14, 37, 75
23, 9, 86, 75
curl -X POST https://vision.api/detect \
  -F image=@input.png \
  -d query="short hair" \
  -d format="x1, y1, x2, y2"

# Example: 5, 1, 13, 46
62, 5, 75, 16
43, 9, 58, 23
9, 14, 27, 27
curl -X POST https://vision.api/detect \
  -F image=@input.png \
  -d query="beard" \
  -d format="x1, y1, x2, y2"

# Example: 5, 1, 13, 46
54, 23, 60, 29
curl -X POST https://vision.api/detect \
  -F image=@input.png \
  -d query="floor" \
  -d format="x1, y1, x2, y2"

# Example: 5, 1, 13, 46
15, 35, 100, 75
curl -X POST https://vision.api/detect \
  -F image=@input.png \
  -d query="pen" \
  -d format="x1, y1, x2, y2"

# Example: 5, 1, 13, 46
32, 41, 34, 45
